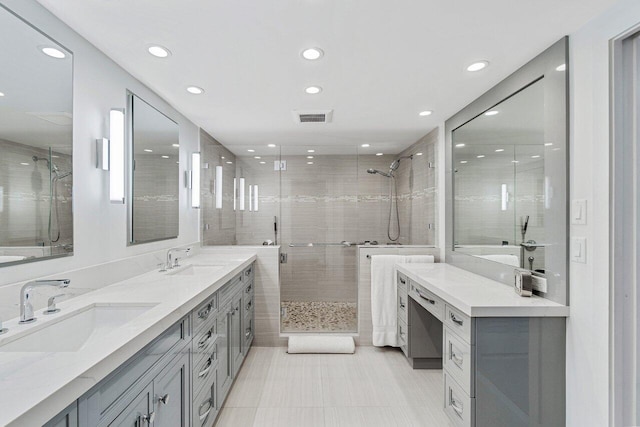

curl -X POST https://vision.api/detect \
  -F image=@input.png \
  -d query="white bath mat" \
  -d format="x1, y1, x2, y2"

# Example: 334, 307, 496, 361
287, 336, 355, 354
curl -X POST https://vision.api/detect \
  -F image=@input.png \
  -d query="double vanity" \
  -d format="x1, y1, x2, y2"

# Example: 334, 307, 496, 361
0, 252, 256, 427
396, 263, 569, 427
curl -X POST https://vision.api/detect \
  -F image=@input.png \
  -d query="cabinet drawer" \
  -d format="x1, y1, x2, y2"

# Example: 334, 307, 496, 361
219, 275, 243, 306
193, 294, 218, 333
242, 264, 254, 282
397, 272, 408, 291
445, 305, 473, 344
410, 283, 444, 321
444, 372, 475, 427
193, 343, 218, 396
398, 317, 409, 357
193, 320, 217, 359
244, 316, 254, 347
397, 287, 408, 325
443, 327, 474, 396
243, 291, 254, 314
193, 368, 218, 427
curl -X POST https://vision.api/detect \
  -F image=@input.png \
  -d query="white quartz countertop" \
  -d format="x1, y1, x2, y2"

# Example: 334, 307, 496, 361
0, 252, 256, 427
396, 263, 569, 318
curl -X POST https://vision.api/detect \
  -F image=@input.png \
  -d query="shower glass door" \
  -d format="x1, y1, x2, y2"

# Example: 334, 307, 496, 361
279, 145, 359, 333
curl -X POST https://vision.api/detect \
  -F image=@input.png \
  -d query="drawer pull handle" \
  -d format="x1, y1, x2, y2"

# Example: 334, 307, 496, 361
417, 291, 435, 304
399, 277, 406, 285
198, 303, 212, 320
142, 412, 155, 424
198, 330, 213, 349
450, 397, 464, 417
246, 268, 252, 276
246, 300, 252, 310
450, 312, 463, 326
399, 301, 406, 309
198, 357, 213, 377
246, 284, 252, 293
451, 351, 463, 367
158, 393, 170, 405
245, 328, 251, 338
199, 399, 213, 422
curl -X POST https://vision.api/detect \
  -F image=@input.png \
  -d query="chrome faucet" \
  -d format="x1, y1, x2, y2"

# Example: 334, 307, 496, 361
19, 279, 70, 324
165, 247, 191, 270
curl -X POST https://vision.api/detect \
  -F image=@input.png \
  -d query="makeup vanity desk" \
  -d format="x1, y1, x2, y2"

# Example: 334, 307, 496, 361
395, 263, 569, 427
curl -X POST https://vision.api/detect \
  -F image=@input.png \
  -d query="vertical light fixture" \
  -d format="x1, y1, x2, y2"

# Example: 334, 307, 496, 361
501, 184, 509, 211
253, 185, 259, 212
249, 184, 254, 212
233, 177, 237, 211
215, 165, 223, 209
239, 178, 246, 211
191, 152, 201, 208
96, 138, 110, 170
109, 109, 125, 203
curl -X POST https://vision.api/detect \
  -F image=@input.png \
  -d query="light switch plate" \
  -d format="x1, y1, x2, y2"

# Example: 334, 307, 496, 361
571, 237, 587, 263
571, 199, 587, 225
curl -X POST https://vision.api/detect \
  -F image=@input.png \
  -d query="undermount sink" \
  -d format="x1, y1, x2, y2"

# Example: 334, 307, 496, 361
0, 303, 157, 352
167, 264, 225, 276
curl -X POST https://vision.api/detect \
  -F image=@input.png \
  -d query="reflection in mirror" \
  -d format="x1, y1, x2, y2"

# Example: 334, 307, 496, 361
0, 5, 73, 266
453, 79, 546, 273
129, 93, 179, 244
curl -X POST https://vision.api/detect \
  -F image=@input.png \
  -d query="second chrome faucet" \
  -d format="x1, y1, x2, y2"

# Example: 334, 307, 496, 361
19, 279, 70, 324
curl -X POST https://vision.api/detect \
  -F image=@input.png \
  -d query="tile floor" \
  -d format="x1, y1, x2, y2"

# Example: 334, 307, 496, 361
280, 301, 358, 333
216, 346, 453, 426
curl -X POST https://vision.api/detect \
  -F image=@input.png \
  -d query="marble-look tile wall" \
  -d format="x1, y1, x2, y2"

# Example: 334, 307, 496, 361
0, 138, 72, 249
201, 130, 237, 246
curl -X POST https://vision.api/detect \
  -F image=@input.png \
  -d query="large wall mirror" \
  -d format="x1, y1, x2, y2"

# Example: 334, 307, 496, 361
0, 5, 73, 267
445, 38, 568, 305
128, 93, 179, 245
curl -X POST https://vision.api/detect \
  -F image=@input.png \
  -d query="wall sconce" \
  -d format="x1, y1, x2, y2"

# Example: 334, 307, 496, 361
109, 109, 125, 203
96, 137, 109, 170
191, 152, 201, 209
233, 177, 237, 211
253, 184, 259, 212
238, 177, 246, 211
249, 184, 254, 212
501, 184, 509, 211
215, 166, 223, 209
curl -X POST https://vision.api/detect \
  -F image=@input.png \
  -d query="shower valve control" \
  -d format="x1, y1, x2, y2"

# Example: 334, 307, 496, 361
280, 253, 288, 264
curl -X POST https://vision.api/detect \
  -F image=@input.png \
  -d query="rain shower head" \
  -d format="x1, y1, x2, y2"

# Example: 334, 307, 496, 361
367, 168, 392, 178
389, 155, 413, 172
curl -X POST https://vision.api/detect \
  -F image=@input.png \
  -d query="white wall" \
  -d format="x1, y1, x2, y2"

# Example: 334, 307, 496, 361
567, 1, 640, 425
0, 0, 200, 287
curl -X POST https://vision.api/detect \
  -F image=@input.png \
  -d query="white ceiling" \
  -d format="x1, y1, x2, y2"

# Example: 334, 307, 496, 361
36, 0, 615, 155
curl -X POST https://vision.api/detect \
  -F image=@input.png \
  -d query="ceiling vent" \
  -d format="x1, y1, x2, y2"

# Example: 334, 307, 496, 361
292, 109, 333, 124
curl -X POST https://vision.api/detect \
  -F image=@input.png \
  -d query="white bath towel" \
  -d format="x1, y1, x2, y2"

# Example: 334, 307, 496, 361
370, 254, 435, 347
477, 254, 519, 267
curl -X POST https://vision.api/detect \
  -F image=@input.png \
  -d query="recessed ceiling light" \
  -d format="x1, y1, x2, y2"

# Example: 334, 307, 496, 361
20, 162, 29, 166
477, 155, 485, 158
161, 155, 169, 159
512, 160, 519, 163
260, 161, 266, 164
186, 86, 204, 95
51, 155, 59, 158
144, 149, 153, 152
556, 64, 566, 72
531, 155, 541, 158
0, 92, 4, 97
301, 48, 324, 60
268, 144, 276, 148
172, 144, 179, 148
361, 144, 370, 148
226, 161, 233, 164
305, 86, 322, 94
307, 161, 314, 165
376, 153, 383, 156
247, 149, 255, 153
254, 156, 261, 159
41, 46, 66, 59
495, 149, 505, 152
416, 152, 423, 156
484, 110, 499, 116
307, 149, 315, 153
545, 143, 553, 146
221, 156, 225, 159
455, 143, 465, 147
307, 156, 314, 159
466, 61, 489, 72
148, 45, 171, 58
419, 110, 433, 117
460, 160, 468, 164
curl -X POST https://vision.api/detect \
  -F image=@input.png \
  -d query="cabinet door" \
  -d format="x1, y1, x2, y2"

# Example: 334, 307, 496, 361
217, 302, 232, 403
153, 352, 190, 427
107, 383, 153, 427
44, 402, 78, 427
230, 290, 244, 377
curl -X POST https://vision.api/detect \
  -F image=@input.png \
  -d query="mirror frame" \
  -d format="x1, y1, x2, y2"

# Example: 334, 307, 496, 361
445, 37, 569, 305
0, 4, 75, 268
126, 91, 179, 246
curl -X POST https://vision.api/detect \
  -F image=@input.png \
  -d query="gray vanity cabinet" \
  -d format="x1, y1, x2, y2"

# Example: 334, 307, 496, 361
108, 383, 153, 427
216, 302, 232, 406
230, 289, 244, 377
153, 352, 190, 427
43, 403, 78, 427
